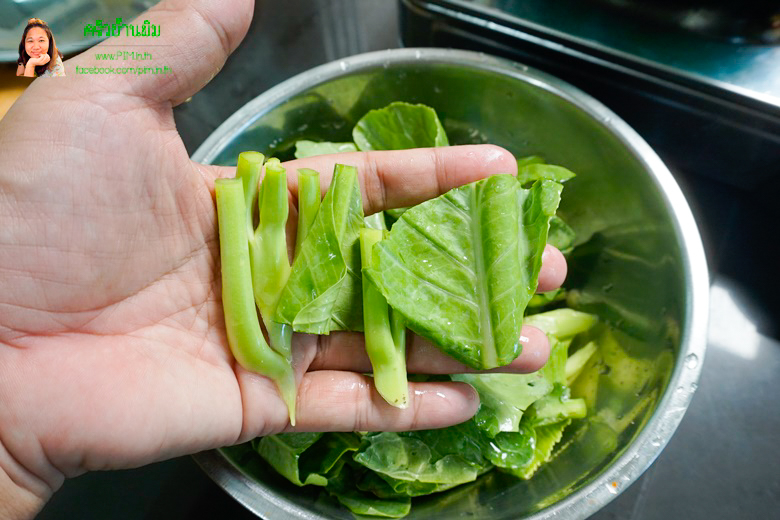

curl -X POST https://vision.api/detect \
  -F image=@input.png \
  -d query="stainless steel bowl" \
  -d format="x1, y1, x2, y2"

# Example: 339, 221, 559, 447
192, 48, 708, 519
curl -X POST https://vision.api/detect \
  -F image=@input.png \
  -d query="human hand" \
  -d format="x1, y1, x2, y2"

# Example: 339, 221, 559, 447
26, 53, 50, 67
0, 0, 566, 517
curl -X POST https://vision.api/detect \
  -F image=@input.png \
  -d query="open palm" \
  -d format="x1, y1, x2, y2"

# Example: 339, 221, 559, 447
0, 1, 566, 516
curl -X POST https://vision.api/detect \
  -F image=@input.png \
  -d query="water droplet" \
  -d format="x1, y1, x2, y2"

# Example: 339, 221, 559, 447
339, 61, 349, 71
676, 385, 685, 393
414, 49, 422, 59
690, 382, 698, 392
605, 482, 618, 495
650, 437, 662, 447
684, 353, 699, 369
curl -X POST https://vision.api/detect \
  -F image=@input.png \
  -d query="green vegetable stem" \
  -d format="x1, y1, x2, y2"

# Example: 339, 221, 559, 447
247, 157, 293, 362
295, 168, 321, 256
215, 176, 297, 424
360, 228, 409, 409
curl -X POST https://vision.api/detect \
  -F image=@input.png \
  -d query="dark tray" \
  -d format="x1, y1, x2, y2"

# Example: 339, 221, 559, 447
400, 0, 780, 191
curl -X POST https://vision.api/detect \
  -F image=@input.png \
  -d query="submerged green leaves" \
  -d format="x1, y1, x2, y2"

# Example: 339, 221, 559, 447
353, 101, 450, 151
247, 308, 610, 517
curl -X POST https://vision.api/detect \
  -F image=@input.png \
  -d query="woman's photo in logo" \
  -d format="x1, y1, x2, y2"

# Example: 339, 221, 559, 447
16, 18, 65, 77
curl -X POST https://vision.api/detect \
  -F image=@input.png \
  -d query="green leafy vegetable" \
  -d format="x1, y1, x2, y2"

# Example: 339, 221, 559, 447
547, 215, 576, 254
254, 433, 325, 486
455, 372, 553, 437
516, 155, 546, 168
517, 163, 576, 187
219, 101, 672, 519
353, 424, 492, 491
353, 101, 449, 151
451, 310, 592, 439
294, 140, 358, 159
366, 176, 562, 370
511, 419, 572, 479
276, 164, 364, 333
527, 288, 566, 312
329, 465, 412, 519
484, 426, 535, 470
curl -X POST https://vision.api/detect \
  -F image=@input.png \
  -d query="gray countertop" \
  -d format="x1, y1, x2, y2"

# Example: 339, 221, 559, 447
38, 0, 780, 518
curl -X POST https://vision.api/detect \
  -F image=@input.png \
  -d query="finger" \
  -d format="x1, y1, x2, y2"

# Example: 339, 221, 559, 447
537, 244, 568, 292
196, 144, 515, 206
198, 152, 566, 286
282, 145, 518, 215
307, 325, 550, 375
288, 372, 479, 432
69, 0, 253, 105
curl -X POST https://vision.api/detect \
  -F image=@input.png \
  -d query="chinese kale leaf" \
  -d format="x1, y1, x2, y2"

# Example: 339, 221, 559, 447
365, 175, 563, 369
253, 432, 359, 487
353, 101, 449, 151
275, 164, 364, 333
294, 140, 357, 159
354, 426, 492, 492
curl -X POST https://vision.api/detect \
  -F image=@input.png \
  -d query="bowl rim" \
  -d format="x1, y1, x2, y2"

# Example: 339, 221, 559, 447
192, 47, 709, 520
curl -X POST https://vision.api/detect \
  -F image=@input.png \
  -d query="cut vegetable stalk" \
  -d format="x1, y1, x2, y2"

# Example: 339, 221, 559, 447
215, 177, 297, 423
524, 309, 599, 341
295, 168, 321, 256
360, 228, 409, 408
249, 158, 293, 362
565, 341, 599, 386
236, 151, 264, 237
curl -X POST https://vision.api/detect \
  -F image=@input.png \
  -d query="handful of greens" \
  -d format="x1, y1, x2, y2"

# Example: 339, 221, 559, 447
215, 102, 660, 518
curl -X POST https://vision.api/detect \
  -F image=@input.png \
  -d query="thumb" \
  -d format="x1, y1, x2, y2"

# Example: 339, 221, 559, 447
70, 0, 254, 106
